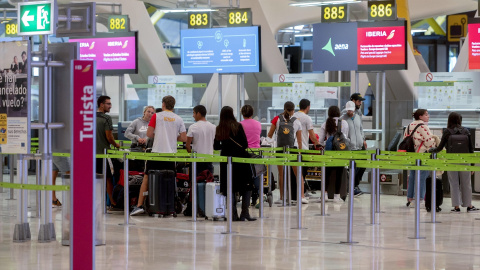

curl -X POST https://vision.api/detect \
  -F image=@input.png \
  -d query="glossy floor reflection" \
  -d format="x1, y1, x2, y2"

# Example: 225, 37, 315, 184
2, 181, 480, 269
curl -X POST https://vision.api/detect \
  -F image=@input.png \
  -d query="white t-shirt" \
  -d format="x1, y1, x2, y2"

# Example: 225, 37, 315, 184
187, 120, 216, 155
293, 111, 314, 150
148, 111, 186, 153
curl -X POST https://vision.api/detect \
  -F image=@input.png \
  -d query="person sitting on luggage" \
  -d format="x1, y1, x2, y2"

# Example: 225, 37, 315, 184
130, 96, 187, 216
267, 101, 308, 204
240, 105, 262, 206
186, 105, 216, 173
405, 109, 437, 208
429, 112, 478, 213
125, 105, 155, 150
214, 106, 256, 221
318, 106, 349, 203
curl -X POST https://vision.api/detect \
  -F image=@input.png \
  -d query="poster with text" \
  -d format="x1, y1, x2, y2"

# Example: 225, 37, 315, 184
147, 75, 194, 109
0, 41, 30, 154
271, 73, 326, 109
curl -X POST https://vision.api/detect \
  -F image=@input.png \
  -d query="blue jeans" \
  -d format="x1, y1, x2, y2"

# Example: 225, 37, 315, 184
407, 170, 429, 200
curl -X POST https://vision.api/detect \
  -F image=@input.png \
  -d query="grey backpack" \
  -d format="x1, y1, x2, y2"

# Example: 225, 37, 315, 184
276, 114, 297, 148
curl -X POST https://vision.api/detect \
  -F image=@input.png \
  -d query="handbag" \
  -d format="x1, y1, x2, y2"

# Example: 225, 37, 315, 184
229, 137, 267, 178
332, 119, 350, 151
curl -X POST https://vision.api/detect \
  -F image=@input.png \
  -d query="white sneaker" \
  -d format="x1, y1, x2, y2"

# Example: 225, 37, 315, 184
420, 200, 425, 209
301, 198, 309, 204
274, 199, 284, 204
333, 194, 343, 203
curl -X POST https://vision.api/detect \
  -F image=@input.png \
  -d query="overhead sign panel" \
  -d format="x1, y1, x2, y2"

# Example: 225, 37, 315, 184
312, 22, 358, 71
357, 20, 407, 71
181, 26, 261, 74
468, 21, 480, 69
17, 0, 56, 36
368, 0, 397, 21
321, 4, 349, 23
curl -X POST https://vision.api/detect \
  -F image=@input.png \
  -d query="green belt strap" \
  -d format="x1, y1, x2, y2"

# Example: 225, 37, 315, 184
0, 182, 70, 191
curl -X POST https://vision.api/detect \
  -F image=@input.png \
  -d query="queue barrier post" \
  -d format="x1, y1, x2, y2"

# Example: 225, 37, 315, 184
121, 153, 132, 226
258, 151, 264, 219
341, 160, 358, 244
409, 159, 426, 239
428, 152, 440, 224
35, 150, 41, 218
0, 153, 3, 193
316, 149, 329, 216
280, 146, 287, 207
370, 153, 377, 225
103, 149, 107, 213
375, 149, 381, 213
191, 152, 197, 222
293, 154, 305, 229
222, 157, 237, 234
7, 154, 15, 200
287, 147, 292, 206
13, 154, 30, 242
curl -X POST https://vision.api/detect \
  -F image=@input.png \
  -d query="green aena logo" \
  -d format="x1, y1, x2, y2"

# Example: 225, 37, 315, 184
322, 38, 349, 57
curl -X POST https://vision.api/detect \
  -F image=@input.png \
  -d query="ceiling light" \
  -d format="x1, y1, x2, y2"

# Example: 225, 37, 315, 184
290, 0, 361, 7
296, 33, 313, 37
411, 29, 427, 33
161, 8, 218, 13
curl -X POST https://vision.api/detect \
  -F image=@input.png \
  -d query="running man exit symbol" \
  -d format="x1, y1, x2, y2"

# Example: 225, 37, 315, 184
17, 1, 56, 36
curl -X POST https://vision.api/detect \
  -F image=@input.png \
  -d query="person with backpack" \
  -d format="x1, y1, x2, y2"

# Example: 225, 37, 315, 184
405, 109, 437, 207
318, 106, 349, 202
267, 101, 308, 204
429, 112, 478, 213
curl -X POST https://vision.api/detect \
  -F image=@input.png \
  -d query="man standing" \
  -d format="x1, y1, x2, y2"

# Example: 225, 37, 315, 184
186, 105, 216, 173
96, 95, 120, 207
131, 96, 187, 216
293, 99, 321, 150
342, 94, 367, 196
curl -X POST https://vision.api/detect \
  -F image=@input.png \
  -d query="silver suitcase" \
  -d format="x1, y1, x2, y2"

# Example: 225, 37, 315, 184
205, 182, 226, 221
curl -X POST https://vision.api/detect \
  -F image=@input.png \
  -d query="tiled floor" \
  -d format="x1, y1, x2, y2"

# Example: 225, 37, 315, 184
2, 179, 480, 269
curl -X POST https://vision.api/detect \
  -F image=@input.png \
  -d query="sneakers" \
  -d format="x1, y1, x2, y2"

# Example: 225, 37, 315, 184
130, 206, 145, 216
274, 199, 284, 204
333, 194, 343, 203
52, 199, 62, 208
353, 187, 363, 197
467, 206, 479, 212
301, 197, 309, 204
451, 207, 461, 213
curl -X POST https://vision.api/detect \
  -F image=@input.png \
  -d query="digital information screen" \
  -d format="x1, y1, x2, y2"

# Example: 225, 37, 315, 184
69, 32, 138, 75
312, 22, 358, 71
181, 26, 261, 74
468, 21, 480, 70
357, 20, 407, 71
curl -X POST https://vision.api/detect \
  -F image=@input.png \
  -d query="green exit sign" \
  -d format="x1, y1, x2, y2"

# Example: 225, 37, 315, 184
18, 0, 56, 36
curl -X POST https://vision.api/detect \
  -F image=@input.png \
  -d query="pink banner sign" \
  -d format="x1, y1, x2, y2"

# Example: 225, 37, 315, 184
71, 60, 96, 270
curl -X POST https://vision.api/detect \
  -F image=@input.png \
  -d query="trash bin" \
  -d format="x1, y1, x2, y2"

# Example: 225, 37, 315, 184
62, 174, 106, 246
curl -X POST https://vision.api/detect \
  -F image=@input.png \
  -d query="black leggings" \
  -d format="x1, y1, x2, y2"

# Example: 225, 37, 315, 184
326, 167, 343, 194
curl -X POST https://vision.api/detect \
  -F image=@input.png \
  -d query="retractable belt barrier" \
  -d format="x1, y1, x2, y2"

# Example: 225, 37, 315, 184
5, 148, 480, 243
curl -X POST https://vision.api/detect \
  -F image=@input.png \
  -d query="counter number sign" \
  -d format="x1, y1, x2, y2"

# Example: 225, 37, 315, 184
5, 20, 18, 37
188, 12, 212, 29
227, 8, 252, 27
108, 15, 129, 32
321, 4, 348, 23
368, 0, 397, 21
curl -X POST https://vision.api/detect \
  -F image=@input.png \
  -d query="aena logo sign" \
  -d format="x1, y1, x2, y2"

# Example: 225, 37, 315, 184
322, 38, 349, 57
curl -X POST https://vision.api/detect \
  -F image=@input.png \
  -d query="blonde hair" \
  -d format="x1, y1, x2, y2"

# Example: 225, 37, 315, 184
143, 106, 155, 114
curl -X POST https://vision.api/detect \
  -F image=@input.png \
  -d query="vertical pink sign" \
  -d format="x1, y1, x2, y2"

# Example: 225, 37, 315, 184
71, 60, 96, 270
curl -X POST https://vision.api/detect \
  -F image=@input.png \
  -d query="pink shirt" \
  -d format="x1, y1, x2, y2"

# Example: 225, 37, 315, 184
241, 119, 262, 148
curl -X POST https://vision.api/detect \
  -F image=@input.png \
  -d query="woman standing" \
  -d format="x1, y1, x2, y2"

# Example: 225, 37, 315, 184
214, 106, 256, 221
125, 106, 155, 150
240, 105, 262, 206
267, 101, 307, 204
405, 109, 437, 207
429, 112, 478, 212
318, 106, 349, 203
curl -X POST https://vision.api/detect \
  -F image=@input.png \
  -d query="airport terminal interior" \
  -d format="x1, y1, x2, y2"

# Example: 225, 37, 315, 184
2, 0, 480, 269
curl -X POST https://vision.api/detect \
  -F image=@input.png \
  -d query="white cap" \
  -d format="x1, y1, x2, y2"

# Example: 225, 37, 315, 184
346, 101, 356, 111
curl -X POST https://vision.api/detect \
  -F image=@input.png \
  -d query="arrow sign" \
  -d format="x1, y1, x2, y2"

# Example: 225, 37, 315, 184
17, 0, 56, 36
21, 10, 34, 27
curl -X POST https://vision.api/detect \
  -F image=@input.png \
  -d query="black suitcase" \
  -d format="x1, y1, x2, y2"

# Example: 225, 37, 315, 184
425, 176, 443, 212
147, 170, 177, 217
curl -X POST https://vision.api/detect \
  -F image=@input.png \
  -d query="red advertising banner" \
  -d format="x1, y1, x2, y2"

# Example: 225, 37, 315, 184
468, 23, 480, 69
71, 60, 96, 270
357, 25, 406, 66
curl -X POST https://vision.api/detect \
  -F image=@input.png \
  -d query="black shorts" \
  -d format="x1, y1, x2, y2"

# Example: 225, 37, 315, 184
96, 158, 113, 179
145, 160, 176, 174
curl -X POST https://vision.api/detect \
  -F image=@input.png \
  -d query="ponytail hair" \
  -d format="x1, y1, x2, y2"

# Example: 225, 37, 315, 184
282, 101, 295, 121
326, 106, 341, 135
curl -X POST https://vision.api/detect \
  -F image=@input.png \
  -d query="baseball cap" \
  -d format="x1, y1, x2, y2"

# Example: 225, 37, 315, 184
346, 101, 356, 111
350, 93, 365, 101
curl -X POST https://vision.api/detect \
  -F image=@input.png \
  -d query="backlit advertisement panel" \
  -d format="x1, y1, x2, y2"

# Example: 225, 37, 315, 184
69, 32, 138, 75
468, 21, 480, 70
357, 20, 407, 71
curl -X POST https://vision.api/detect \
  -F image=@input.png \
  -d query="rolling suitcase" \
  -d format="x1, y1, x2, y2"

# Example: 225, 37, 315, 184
205, 182, 226, 221
197, 182, 206, 216
425, 176, 443, 212
147, 170, 177, 217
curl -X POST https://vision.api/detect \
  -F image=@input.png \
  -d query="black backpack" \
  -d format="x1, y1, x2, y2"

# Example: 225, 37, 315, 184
398, 124, 424, 152
332, 119, 349, 151
446, 127, 470, 153
276, 114, 297, 148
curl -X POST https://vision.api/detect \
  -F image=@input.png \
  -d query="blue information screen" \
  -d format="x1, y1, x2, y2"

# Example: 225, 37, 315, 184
181, 26, 261, 74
